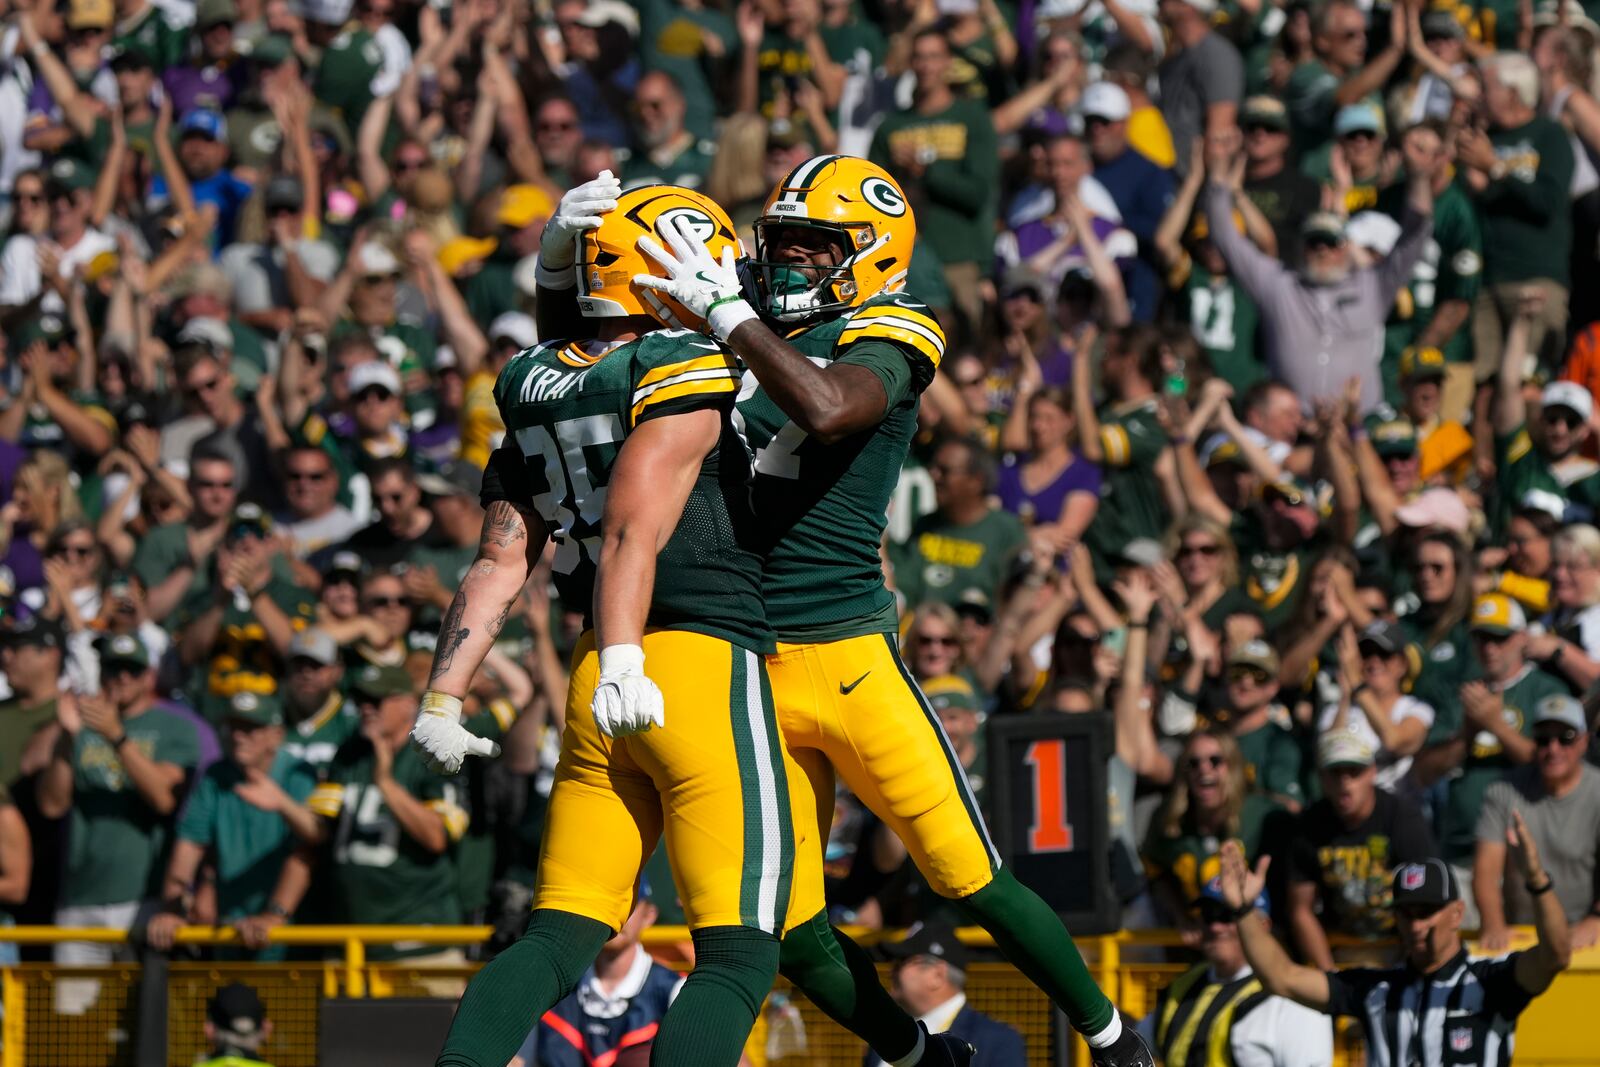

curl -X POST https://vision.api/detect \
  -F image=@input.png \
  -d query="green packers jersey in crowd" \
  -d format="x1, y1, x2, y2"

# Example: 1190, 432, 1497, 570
306, 719, 499, 958
1084, 396, 1170, 575
733, 292, 944, 642
485, 331, 773, 652
1438, 664, 1568, 863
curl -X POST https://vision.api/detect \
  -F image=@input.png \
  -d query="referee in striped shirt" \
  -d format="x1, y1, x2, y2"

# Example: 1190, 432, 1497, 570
1215, 808, 1571, 1067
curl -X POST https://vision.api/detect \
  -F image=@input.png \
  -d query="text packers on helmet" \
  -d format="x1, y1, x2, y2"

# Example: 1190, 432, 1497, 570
750, 155, 917, 322
577, 185, 742, 329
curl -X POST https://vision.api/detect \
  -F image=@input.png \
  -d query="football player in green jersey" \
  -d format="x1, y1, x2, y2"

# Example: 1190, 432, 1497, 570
415, 181, 953, 1067
426, 177, 971, 1067
634, 154, 1154, 1067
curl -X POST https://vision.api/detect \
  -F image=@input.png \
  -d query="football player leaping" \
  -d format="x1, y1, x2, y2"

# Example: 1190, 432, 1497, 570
634, 155, 1155, 1067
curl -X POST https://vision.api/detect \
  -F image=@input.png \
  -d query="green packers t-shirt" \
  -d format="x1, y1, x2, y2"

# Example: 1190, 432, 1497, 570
177, 749, 317, 920
62, 706, 200, 907
894, 507, 1026, 609
1480, 116, 1575, 287
868, 100, 999, 268
1141, 792, 1286, 903
1232, 720, 1304, 807
1084, 396, 1170, 574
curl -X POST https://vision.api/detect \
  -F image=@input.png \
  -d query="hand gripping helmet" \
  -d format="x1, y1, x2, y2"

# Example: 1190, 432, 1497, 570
577, 185, 743, 330
749, 154, 916, 322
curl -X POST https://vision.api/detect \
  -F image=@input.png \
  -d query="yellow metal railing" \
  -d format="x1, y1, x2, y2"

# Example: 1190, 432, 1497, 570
0, 925, 1590, 1067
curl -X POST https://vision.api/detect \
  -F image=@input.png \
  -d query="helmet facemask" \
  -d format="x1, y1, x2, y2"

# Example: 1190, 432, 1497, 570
750, 218, 887, 322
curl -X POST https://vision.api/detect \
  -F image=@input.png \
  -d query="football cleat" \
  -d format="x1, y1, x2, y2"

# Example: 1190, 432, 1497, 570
920, 1022, 976, 1066
1087, 1016, 1155, 1067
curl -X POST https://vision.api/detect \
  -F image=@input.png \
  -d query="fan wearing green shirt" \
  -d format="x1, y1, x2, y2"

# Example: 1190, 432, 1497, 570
146, 690, 318, 960
252, 665, 479, 962
1491, 291, 1600, 533
38, 632, 200, 1007
1438, 594, 1570, 910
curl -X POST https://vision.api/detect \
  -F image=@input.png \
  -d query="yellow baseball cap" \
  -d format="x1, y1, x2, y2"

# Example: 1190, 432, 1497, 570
437, 236, 498, 277
1471, 593, 1526, 636
1400, 345, 1447, 381
498, 184, 555, 229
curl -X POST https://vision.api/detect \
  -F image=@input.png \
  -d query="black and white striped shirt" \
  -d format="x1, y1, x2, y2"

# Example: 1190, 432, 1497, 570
1325, 948, 1534, 1067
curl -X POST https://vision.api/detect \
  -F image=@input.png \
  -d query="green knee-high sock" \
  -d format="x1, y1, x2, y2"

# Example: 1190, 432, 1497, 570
960, 867, 1115, 1035
779, 910, 922, 1062
435, 909, 611, 1067
651, 926, 779, 1067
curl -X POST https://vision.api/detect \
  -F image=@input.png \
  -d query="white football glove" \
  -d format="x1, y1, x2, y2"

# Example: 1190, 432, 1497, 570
537, 169, 623, 284
591, 644, 665, 738
410, 691, 501, 775
635, 216, 759, 341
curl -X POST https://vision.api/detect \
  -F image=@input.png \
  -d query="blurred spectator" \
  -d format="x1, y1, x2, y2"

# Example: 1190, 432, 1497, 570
997, 387, 1100, 543
893, 436, 1025, 608
1240, 96, 1321, 263
1439, 593, 1568, 920
1207, 639, 1303, 811
870, 920, 1025, 1067
1154, 0, 1244, 174
1082, 81, 1173, 321
1462, 53, 1575, 380
869, 28, 998, 335
1202, 125, 1437, 412
1287, 734, 1438, 969
1143, 729, 1286, 928
282, 664, 472, 962
39, 633, 198, 1010
146, 689, 316, 956
620, 72, 714, 191
1530, 525, 1600, 688
198, 983, 275, 1066
1474, 694, 1600, 951
278, 629, 356, 770
514, 887, 682, 1067
1320, 620, 1434, 792
276, 445, 360, 559
1075, 325, 1167, 576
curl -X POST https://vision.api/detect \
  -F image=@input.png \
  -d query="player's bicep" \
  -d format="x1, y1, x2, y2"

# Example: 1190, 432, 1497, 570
602, 409, 721, 552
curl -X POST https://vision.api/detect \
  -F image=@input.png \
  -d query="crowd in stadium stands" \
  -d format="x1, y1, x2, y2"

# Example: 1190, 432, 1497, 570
1, 0, 1600, 1027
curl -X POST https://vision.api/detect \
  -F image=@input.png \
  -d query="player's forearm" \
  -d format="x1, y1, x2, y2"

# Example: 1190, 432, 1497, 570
1239, 909, 1330, 1008
429, 558, 530, 698
594, 531, 659, 650
727, 321, 885, 442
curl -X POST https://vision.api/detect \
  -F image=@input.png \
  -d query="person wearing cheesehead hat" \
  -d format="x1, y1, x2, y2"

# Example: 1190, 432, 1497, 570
1143, 876, 1331, 1067
288, 663, 482, 965
146, 688, 315, 961
1438, 593, 1571, 924
197, 982, 276, 1066
38, 629, 199, 1012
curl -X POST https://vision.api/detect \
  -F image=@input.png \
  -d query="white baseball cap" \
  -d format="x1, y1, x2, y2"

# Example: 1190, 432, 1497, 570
1080, 83, 1131, 122
1344, 211, 1402, 257
348, 360, 402, 397
357, 242, 402, 279
1543, 381, 1594, 422
488, 312, 538, 350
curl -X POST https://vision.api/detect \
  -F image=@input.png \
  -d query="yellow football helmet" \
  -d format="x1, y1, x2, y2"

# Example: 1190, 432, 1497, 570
577, 185, 742, 329
751, 155, 916, 322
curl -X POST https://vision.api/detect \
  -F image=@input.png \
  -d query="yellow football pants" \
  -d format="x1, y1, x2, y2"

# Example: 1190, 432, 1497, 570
533, 629, 825, 934
769, 632, 1000, 899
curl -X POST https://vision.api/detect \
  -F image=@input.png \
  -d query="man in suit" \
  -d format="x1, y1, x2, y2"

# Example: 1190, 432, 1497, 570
868, 921, 1026, 1066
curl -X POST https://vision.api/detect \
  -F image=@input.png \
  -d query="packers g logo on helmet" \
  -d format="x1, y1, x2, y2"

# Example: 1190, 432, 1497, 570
577, 186, 741, 329
860, 177, 906, 218
750, 155, 916, 322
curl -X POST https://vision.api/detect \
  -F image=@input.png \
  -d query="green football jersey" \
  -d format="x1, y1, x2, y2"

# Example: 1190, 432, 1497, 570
1439, 664, 1568, 863
487, 330, 773, 652
308, 737, 470, 957
733, 292, 945, 642
1084, 396, 1170, 574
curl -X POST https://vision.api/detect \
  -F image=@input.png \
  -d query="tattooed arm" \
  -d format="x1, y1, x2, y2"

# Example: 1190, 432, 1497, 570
412, 499, 549, 773
429, 501, 550, 698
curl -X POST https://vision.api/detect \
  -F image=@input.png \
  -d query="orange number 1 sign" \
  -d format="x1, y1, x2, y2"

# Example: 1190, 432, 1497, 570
1024, 740, 1075, 853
